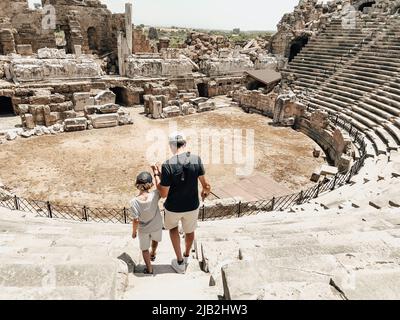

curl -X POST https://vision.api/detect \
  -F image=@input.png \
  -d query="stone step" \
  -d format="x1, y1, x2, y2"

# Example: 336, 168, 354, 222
0, 286, 94, 300
221, 258, 341, 300
366, 94, 400, 116
329, 78, 373, 96
375, 126, 399, 151
318, 90, 355, 105
0, 258, 127, 299
357, 102, 395, 122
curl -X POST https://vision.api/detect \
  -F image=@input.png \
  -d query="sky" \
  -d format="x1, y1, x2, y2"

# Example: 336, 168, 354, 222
99, 0, 302, 31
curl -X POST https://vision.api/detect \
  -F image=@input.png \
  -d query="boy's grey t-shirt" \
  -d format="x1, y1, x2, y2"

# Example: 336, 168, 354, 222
130, 190, 163, 234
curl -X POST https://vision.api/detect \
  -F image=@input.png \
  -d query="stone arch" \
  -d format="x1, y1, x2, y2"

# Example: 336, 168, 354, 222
392, 1, 400, 14
287, 35, 309, 62
354, 0, 376, 13
87, 27, 98, 52
109, 86, 131, 106
0, 96, 15, 115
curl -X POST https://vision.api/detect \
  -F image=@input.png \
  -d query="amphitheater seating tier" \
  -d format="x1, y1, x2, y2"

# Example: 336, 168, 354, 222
285, 14, 400, 159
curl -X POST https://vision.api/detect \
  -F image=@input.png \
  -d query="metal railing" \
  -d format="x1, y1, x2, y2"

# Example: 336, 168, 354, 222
0, 113, 367, 224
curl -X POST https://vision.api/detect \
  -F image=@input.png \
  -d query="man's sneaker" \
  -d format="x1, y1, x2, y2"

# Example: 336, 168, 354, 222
171, 259, 186, 274
183, 255, 190, 265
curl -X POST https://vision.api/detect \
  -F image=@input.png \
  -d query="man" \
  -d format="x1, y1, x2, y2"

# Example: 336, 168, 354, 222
152, 132, 211, 274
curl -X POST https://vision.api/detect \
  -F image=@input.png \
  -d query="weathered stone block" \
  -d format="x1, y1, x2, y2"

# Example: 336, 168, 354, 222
73, 93, 95, 112
97, 104, 120, 114
16, 45, 33, 56
64, 118, 87, 132
44, 112, 59, 127
84, 105, 98, 116
50, 101, 74, 113
197, 101, 216, 113
61, 110, 77, 120
163, 106, 181, 118
29, 96, 50, 105
94, 90, 116, 105
87, 114, 119, 129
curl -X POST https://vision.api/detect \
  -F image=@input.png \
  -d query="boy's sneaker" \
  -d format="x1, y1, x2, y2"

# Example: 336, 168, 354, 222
183, 255, 190, 265
171, 259, 186, 274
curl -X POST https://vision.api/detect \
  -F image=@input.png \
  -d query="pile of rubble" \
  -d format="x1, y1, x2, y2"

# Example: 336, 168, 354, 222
183, 32, 232, 64
1, 89, 133, 142
145, 94, 217, 119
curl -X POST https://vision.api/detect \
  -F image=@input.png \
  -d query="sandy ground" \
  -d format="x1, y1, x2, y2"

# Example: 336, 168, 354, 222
0, 107, 324, 207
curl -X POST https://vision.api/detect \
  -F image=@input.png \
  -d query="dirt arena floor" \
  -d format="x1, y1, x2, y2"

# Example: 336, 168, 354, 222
0, 107, 325, 208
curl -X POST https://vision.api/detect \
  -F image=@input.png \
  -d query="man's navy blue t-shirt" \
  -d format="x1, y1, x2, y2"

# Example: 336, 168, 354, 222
161, 152, 205, 213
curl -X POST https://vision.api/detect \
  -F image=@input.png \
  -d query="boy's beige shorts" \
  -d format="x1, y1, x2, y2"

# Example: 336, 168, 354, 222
139, 229, 162, 251
164, 208, 199, 234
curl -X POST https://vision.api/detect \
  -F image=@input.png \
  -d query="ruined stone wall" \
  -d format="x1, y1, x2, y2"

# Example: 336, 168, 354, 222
233, 88, 278, 117
133, 28, 154, 53
298, 112, 353, 171
125, 55, 193, 78
0, 0, 126, 55
199, 54, 254, 77
269, 0, 400, 59
207, 76, 245, 98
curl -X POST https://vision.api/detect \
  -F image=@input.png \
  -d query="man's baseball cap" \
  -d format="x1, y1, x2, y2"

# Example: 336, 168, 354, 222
136, 172, 153, 185
168, 131, 187, 144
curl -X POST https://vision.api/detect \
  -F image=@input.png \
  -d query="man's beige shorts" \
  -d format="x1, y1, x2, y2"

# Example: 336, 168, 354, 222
164, 208, 199, 233
139, 229, 162, 251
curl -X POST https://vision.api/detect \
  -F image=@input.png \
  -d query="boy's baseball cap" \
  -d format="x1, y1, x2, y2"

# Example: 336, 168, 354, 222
136, 172, 153, 185
168, 131, 186, 143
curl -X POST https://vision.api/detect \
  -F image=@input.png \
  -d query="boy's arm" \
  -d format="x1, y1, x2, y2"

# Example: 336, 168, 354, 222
152, 164, 170, 199
132, 219, 139, 239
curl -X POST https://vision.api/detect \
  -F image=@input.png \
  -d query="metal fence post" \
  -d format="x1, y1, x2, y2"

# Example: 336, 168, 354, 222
315, 182, 321, 198
331, 174, 338, 191
237, 201, 241, 218
123, 207, 127, 224
83, 206, 88, 221
47, 201, 53, 218
271, 197, 275, 212
297, 191, 304, 205
14, 196, 20, 211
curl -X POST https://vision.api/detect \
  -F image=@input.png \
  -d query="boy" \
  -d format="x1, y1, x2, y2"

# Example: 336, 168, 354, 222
130, 171, 163, 275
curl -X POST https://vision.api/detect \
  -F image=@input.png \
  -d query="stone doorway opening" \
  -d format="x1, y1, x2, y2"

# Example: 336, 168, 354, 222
0, 96, 14, 116
197, 83, 209, 98
110, 87, 130, 106
358, 1, 376, 13
87, 27, 98, 52
288, 36, 309, 62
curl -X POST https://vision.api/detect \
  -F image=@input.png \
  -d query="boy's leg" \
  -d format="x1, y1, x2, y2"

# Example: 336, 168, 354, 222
151, 240, 159, 257
142, 250, 153, 273
139, 233, 153, 273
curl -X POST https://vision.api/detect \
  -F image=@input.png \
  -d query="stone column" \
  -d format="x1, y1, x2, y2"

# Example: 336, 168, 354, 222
125, 3, 133, 54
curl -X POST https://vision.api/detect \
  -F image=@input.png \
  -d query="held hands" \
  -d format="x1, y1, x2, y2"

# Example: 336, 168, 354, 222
151, 164, 161, 177
132, 231, 137, 239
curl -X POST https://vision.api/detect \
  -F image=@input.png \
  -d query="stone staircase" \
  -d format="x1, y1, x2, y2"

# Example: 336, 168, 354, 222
196, 199, 400, 300
0, 207, 217, 300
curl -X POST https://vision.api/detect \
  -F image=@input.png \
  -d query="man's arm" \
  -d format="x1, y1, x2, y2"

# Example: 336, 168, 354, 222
199, 175, 211, 201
